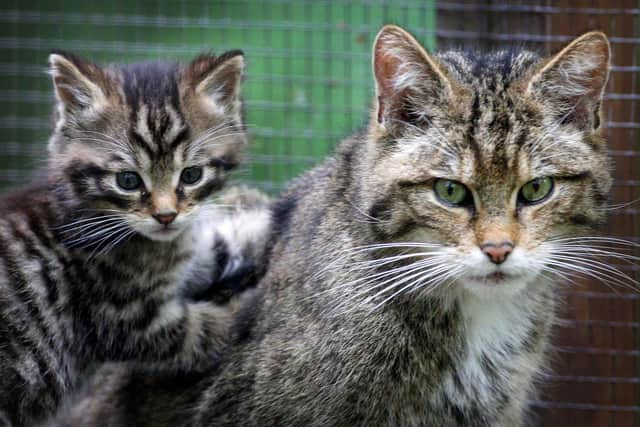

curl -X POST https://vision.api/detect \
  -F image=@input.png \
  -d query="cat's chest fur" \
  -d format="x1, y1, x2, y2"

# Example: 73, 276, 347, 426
80, 236, 192, 291
447, 297, 537, 412
364, 285, 552, 426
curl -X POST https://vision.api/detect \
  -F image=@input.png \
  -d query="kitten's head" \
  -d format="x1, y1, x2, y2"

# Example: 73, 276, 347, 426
362, 25, 611, 299
48, 51, 246, 243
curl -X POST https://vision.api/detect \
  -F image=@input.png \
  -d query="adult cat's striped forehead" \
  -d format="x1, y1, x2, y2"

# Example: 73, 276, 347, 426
378, 45, 605, 186
439, 48, 599, 183
437, 48, 540, 84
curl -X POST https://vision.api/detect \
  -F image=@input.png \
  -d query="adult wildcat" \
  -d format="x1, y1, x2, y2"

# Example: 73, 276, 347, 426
0, 50, 261, 426
67, 26, 614, 426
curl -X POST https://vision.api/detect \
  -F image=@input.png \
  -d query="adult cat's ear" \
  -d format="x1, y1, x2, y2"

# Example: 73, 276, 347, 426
372, 25, 453, 133
48, 52, 110, 113
525, 31, 610, 130
185, 51, 245, 115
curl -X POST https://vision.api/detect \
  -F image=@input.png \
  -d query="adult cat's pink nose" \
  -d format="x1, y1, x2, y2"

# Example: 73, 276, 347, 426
481, 241, 513, 264
153, 211, 177, 225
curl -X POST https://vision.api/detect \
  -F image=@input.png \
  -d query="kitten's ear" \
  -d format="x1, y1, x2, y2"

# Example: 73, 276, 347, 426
48, 52, 109, 112
186, 51, 245, 115
525, 31, 610, 130
373, 25, 453, 133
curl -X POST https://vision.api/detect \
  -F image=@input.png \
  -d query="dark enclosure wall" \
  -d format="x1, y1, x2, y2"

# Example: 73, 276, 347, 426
0, 1, 639, 426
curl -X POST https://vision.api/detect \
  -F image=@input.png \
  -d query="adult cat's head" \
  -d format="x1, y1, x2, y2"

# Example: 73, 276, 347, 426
48, 51, 246, 243
361, 26, 612, 298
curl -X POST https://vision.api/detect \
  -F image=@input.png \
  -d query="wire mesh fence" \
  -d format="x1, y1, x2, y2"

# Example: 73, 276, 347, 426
0, 1, 638, 426
0, 0, 436, 193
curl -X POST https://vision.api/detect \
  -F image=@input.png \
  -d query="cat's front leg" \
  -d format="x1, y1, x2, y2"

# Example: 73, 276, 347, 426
93, 290, 260, 372
164, 292, 260, 370
159, 290, 261, 371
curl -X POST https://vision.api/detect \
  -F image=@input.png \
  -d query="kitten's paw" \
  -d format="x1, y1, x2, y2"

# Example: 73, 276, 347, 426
183, 186, 272, 303
172, 290, 262, 372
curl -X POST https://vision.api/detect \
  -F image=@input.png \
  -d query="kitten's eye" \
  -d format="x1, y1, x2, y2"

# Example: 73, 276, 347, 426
519, 177, 554, 204
116, 171, 142, 191
434, 179, 471, 207
180, 166, 203, 185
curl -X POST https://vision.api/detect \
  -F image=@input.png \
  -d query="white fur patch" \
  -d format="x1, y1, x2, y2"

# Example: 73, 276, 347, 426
214, 207, 271, 261
440, 279, 545, 409
146, 300, 185, 334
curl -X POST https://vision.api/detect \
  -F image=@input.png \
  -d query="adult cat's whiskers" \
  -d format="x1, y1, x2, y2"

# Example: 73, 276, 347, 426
361, 261, 452, 306
551, 256, 638, 291
542, 262, 628, 295
596, 198, 640, 212
550, 245, 640, 262
348, 242, 446, 252
540, 269, 582, 288
306, 253, 443, 304
549, 236, 639, 248
334, 256, 450, 305
368, 265, 464, 313
345, 252, 442, 272
329, 253, 454, 315
334, 259, 456, 316
309, 242, 445, 284
541, 237, 639, 292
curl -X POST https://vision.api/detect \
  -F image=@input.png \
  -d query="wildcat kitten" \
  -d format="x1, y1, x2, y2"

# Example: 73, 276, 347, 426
66, 27, 613, 426
0, 50, 256, 426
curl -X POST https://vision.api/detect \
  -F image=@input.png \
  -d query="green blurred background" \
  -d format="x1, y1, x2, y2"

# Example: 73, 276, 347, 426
0, 0, 435, 193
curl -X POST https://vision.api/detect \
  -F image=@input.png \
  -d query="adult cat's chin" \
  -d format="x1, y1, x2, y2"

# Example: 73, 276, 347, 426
460, 274, 532, 299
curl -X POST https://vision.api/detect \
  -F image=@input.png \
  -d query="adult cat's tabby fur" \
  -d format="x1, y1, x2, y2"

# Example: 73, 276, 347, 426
0, 50, 262, 426
68, 27, 613, 426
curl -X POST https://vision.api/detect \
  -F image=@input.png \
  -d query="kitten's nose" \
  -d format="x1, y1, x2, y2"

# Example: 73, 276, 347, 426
153, 211, 178, 226
481, 241, 513, 264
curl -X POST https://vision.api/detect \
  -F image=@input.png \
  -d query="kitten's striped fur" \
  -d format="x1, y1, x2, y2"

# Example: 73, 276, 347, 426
0, 50, 258, 426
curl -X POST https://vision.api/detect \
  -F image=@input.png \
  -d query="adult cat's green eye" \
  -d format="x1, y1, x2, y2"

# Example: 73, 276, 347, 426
180, 166, 203, 185
434, 179, 470, 206
116, 171, 142, 191
519, 177, 554, 204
